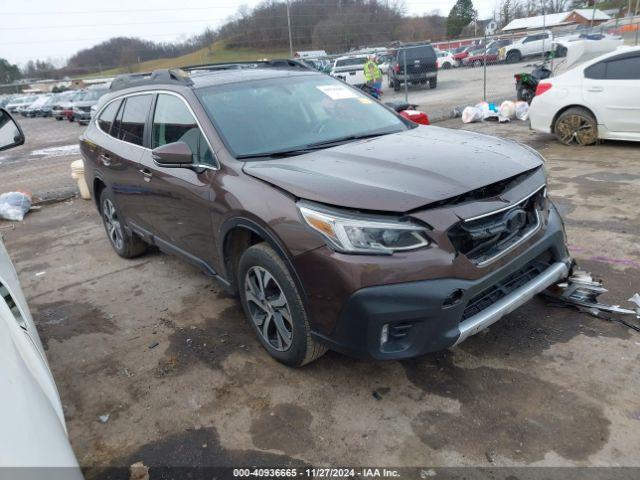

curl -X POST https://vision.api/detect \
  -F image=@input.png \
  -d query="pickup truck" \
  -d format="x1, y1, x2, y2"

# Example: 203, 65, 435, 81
330, 55, 368, 86
501, 31, 554, 63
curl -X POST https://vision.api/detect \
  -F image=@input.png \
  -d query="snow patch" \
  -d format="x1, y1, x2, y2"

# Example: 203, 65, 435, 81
31, 144, 80, 158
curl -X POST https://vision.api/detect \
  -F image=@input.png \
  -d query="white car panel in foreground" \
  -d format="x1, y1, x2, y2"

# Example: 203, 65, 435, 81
529, 45, 640, 144
0, 236, 82, 475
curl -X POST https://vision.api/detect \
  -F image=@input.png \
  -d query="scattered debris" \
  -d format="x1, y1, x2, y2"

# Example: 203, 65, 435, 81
372, 387, 390, 401
515, 101, 530, 121
148, 341, 160, 350
0, 191, 32, 221
450, 106, 463, 118
129, 461, 149, 480
546, 268, 640, 331
485, 449, 496, 463
35, 271, 46, 277
460, 99, 530, 124
98, 414, 110, 423
462, 106, 482, 123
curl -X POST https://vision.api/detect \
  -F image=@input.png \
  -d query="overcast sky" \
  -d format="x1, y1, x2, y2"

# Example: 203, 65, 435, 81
1, 0, 498, 67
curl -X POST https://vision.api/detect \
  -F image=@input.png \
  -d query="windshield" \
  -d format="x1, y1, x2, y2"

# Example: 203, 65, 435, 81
83, 89, 107, 101
72, 91, 87, 101
196, 74, 408, 158
335, 57, 367, 68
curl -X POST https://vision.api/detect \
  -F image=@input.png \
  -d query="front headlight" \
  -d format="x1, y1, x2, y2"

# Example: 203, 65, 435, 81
299, 204, 430, 255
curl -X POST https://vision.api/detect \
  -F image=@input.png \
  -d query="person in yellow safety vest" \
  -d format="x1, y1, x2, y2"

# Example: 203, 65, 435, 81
363, 55, 383, 92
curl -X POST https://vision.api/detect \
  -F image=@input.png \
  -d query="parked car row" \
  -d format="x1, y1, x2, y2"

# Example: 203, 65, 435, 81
0, 87, 108, 126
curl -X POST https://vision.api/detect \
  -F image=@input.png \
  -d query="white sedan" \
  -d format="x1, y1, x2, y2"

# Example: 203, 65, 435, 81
0, 109, 82, 475
436, 50, 455, 69
529, 46, 640, 145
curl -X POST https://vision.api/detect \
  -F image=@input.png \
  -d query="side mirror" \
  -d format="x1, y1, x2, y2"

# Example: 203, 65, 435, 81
0, 108, 25, 152
151, 141, 193, 167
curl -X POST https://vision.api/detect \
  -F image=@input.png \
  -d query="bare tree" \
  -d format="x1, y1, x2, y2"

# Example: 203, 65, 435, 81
543, 0, 571, 13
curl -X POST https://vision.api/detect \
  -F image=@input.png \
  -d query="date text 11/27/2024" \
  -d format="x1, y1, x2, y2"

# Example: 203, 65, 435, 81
232, 468, 402, 478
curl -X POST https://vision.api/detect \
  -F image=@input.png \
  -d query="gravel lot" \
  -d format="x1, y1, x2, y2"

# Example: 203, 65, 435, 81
1, 116, 640, 477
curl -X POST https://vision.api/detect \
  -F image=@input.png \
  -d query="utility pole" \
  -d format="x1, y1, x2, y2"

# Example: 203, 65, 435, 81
286, 1, 293, 57
541, 0, 546, 63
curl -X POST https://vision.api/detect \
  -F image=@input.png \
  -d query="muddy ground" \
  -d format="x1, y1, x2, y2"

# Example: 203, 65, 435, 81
1, 117, 639, 473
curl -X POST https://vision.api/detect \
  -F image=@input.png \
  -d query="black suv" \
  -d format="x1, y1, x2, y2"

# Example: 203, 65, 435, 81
388, 43, 438, 91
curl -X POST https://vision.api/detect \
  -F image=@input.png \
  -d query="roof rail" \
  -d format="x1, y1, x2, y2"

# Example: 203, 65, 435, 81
183, 58, 313, 74
109, 69, 193, 91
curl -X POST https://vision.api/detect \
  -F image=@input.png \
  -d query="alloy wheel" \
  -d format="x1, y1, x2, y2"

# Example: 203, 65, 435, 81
244, 266, 293, 352
556, 114, 597, 146
102, 198, 124, 251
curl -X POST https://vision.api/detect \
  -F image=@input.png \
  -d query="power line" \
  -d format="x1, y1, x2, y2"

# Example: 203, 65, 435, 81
1, 20, 408, 46
1, 1, 450, 16
0, 12, 405, 31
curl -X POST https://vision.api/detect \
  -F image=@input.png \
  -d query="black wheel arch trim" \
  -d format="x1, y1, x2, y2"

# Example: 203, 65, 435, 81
219, 216, 311, 311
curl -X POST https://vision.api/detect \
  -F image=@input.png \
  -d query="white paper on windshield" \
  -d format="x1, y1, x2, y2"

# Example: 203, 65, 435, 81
316, 85, 358, 100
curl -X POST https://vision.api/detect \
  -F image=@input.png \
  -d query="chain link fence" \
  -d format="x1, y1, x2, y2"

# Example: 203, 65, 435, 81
300, 14, 639, 121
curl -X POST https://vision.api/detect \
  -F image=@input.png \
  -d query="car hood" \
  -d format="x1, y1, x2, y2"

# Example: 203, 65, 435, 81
242, 126, 543, 212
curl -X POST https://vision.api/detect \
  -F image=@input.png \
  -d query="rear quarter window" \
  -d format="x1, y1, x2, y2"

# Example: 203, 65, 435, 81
97, 100, 121, 134
584, 62, 606, 79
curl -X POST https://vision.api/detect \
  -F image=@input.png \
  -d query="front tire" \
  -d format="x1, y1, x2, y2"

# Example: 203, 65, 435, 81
554, 107, 598, 146
238, 243, 327, 367
99, 189, 147, 258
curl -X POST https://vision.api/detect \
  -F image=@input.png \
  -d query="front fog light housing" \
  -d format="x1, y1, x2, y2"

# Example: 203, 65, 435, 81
381, 324, 389, 346
299, 204, 430, 255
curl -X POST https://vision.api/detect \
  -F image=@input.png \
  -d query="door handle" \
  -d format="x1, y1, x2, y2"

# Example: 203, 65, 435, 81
139, 168, 152, 182
587, 86, 603, 93
99, 153, 111, 166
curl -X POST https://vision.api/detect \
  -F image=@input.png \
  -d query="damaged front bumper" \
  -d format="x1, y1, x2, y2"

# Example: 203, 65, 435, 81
313, 205, 571, 360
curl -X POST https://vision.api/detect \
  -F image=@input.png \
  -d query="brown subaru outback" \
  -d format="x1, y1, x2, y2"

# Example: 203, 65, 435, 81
80, 61, 571, 366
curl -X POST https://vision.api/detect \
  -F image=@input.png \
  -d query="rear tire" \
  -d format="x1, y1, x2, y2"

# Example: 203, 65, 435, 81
99, 188, 147, 258
443, 62, 451, 69
238, 243, 327, 367
554, 107, 598, 146
393, 81, 401, 92
517, 85, 535, 104
429, 78, 437, 89
506, 50, 521, 64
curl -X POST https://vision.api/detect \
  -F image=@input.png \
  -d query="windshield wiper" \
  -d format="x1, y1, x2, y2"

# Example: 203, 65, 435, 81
236, 131, 399, 160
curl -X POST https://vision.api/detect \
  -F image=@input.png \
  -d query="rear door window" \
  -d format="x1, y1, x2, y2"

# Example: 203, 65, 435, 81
152, 93, 214, 165
116, 94, 152, 147
97, 100, 121, 135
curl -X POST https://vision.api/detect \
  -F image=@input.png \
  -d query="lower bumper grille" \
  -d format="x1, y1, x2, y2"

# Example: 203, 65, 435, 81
462, 257, 551, 321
